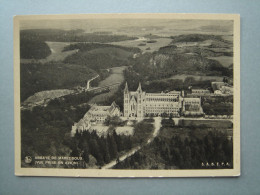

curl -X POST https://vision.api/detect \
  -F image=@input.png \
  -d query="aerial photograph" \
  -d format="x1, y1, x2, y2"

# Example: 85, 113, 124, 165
19, 15, 235, 171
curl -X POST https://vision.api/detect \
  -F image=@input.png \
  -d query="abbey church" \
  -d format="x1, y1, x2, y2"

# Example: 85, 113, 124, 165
123, 82, 204, 118
71, 82, 204, 136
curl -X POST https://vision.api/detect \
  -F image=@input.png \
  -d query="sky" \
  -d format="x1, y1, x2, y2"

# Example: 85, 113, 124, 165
20, 18, 233, 36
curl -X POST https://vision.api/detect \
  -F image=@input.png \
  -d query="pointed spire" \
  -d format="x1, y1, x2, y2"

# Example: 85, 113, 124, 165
137, 82, 142, 93
124, 82, 129, 93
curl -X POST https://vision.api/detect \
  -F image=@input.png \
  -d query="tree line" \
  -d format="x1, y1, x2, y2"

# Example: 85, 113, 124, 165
20, 29, 138, 43
20, 38, 51, 59
71, 130, 133, 167
114, 129, 233, 169
20, 62, 96, 102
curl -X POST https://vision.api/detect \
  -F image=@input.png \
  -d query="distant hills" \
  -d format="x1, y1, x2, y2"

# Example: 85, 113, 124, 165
20, 29, 138, 43
170, 34, 232, 44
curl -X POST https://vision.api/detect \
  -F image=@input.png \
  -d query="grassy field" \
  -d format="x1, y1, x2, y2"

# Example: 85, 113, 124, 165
110, 37, 173, 53
221, 35, 233, 42
23, 89, 74, 104
169, 74, 223, 81
174, 40, 212, 47
207, 56, 233, 67
20, 41, 79, 63
45, 42, 79, 62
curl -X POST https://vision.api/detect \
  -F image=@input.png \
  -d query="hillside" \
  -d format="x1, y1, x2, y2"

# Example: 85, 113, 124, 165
125, 34, 233, 83
20, 38, 51, 59
159, 45, 232, 57
131, 52, 231, 81
170, 34, 231, 44
63, 43, 141, 70
20, 62, 96, 102
169, 34, 233, 68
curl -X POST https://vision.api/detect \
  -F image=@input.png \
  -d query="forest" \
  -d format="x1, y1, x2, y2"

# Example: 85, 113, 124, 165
21, 88, 154, 168
124, 67, 213, 93
20, 62, 96, 102
202, 96, 233, 115
21, 90, 99, 167
114, 122, 233, 169
63, 43, 140, 71
170, 34, 231, 44
71, 130, 133, 167
62, 42, 141, 53
20, 38, 51, 59
129, 52, 232, 84
70, 119, 154, 167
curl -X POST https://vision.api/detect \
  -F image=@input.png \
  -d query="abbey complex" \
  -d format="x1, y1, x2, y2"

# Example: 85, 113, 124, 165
71, 82, 207, 136
123, 82, 203, 118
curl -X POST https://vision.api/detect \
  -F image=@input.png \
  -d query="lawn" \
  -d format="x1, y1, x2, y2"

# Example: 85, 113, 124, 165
207, 56, 233, 67
110, 37, 173, 53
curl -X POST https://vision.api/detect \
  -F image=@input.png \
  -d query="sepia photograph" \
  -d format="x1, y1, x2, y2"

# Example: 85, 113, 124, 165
14, 13, 240, 177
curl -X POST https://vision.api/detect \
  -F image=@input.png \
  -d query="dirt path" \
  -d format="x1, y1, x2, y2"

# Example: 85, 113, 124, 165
101, 117, 162, 169
86, 75, 99, 90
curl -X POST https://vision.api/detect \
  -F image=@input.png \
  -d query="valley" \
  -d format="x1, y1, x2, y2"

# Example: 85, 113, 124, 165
20, 28, 234, 170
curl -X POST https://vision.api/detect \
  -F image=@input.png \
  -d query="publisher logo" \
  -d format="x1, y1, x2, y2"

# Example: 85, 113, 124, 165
25, 156, 32, 164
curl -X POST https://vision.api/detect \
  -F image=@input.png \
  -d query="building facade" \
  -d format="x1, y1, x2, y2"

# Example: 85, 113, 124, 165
71, 102, 120, 135
191, 89, 211, 96
123, 83, 203, 118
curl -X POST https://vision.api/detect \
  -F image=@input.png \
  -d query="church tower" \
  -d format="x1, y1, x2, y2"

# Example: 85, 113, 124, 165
123, 82, 130, 117
136, 82, 144, 118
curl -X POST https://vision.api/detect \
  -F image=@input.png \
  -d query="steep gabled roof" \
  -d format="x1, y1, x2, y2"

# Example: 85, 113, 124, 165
137, 82, 142, 93
124, 82, 129, 93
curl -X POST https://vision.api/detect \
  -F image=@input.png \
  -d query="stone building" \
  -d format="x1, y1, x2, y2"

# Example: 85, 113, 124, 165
182, 98, 204, 116
123, 82, 203, 118
191, 89, 211, 96
71, 102, 120, 136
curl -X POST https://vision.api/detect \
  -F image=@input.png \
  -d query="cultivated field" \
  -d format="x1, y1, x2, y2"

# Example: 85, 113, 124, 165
110, 37, 173, 53
20, 41, 78, 63
207, 56, 233, 67
45, 42, 79, 62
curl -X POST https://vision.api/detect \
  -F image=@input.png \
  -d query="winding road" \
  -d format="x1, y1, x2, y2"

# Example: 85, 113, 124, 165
101, 117, 162, 169
86, 75, 99, 90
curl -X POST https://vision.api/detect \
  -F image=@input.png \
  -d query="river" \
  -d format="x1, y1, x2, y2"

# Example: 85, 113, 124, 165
88, 66, 127, 104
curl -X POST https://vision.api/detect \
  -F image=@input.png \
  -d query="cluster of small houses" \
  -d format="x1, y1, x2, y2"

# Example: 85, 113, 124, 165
188, 81, 233, 97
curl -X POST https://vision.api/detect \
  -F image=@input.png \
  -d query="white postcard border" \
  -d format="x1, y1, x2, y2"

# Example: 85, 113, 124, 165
14, 13, 240, 177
